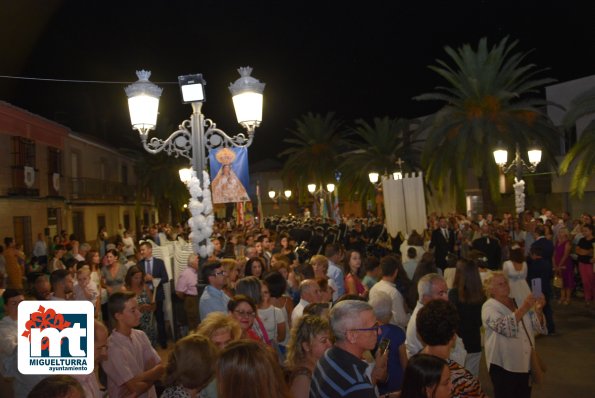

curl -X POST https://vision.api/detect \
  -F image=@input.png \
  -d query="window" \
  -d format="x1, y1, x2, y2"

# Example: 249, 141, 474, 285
9, 137, 37, 195
11, 137, 36, 167
48, 147, 62, 174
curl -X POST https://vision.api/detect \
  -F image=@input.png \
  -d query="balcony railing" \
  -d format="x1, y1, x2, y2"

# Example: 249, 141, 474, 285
68, 177, 139, 202
8, 166, 39, 196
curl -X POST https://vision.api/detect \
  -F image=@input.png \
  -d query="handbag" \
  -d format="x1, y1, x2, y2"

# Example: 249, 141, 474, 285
553, 273, 563, 289
520, 317, 547, 384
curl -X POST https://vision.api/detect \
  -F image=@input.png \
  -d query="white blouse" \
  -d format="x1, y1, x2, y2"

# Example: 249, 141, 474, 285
482, 298, 547, 373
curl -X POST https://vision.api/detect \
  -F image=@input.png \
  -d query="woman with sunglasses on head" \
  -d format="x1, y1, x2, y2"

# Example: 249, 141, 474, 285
285, 315, 332, 398
235, 277, 271, 344
228, 294, 269, 343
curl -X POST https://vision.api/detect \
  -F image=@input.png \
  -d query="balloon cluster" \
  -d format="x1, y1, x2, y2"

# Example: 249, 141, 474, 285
184, 169, 214, 258
513, 177, 526, 215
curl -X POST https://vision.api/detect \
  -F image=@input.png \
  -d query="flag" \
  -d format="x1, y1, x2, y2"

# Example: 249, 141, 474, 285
321, 197, 328, 220
333, 191, 340, 224
236, 202, 245, 226
256, 181, 264, 228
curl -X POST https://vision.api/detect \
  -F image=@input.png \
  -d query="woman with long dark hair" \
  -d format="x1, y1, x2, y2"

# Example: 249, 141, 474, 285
245, 257, 266, 279
100, 248, 127, 325
448, 258, 485, 377
400, 354, 451, 398
343, 249, 367, 297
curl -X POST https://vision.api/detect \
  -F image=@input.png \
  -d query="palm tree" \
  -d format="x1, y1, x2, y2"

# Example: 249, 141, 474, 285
339, 116, 422, 200
414, 37, 560, 210
279, 112, 346, 197
559, 86, 595, 197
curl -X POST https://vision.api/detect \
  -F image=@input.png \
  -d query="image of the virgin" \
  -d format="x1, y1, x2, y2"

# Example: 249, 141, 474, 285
211, 148, 249, 203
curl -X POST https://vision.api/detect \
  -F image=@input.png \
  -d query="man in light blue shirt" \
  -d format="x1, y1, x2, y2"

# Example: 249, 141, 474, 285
199, 261, 230, 321
324, 243, 345, 301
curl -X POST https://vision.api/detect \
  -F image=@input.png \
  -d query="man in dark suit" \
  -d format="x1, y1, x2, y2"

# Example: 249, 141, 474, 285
139, 241, 170, 348
472, 224, 502, 270
429, 217, 456, 270
527, 225, 555, 335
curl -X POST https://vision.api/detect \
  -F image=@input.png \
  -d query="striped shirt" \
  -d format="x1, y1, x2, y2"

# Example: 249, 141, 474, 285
310, 346, 375, 398
447, 359, 488, 398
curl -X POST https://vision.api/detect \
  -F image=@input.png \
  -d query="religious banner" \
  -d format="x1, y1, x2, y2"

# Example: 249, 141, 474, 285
383, 172, 427, 237
209, 147, 251, 204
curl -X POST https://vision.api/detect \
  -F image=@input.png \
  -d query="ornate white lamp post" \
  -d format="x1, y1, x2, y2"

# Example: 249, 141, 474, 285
125, 67, 265, 257
493, 142, 542, 214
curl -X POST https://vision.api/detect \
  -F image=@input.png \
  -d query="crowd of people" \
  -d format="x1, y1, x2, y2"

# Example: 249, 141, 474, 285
0, 206, 593, 398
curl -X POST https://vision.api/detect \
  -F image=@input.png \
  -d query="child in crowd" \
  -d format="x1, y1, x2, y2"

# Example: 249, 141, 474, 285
74, 265, 100, 316
102, 291, 164, 398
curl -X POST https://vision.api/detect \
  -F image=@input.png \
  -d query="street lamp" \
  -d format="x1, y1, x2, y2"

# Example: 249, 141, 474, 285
125, 67, 265, 257
368, 158, 405, 184
308, 184, 335, 195
368, 172, 380, 184
307, 183, 335, 217
268, 189, 292, 200
493, 142, 542, 214
268, 189, 292, 212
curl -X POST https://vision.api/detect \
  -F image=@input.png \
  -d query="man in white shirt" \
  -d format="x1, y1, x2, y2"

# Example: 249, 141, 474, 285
369, 255, 410, 330
32, 233, 48, 266
324, 243, 345, 301
406, 273, 466, 366
291, 279, 322, 324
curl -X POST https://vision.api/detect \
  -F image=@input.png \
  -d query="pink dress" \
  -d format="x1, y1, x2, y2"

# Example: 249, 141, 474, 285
554, 240, 574, 289
345, 273, 366, 296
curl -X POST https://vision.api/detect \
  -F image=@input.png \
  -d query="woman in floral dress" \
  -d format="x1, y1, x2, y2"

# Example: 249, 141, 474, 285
124, 265, 157, 346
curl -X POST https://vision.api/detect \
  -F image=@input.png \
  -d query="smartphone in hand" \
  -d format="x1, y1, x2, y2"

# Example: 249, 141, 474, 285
531, 278, 542, 298
378, 337, 390, 355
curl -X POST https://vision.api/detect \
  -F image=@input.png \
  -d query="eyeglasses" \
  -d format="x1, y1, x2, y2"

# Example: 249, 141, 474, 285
350, 322, 380, 333
214, 270, 227, 276
233, 310, 255, 318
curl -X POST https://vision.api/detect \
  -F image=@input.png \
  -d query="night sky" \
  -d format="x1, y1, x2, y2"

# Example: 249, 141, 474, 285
1, 0, 594, 162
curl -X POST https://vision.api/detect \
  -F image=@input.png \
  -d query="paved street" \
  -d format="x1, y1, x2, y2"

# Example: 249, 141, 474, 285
478, 298, 595, 397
